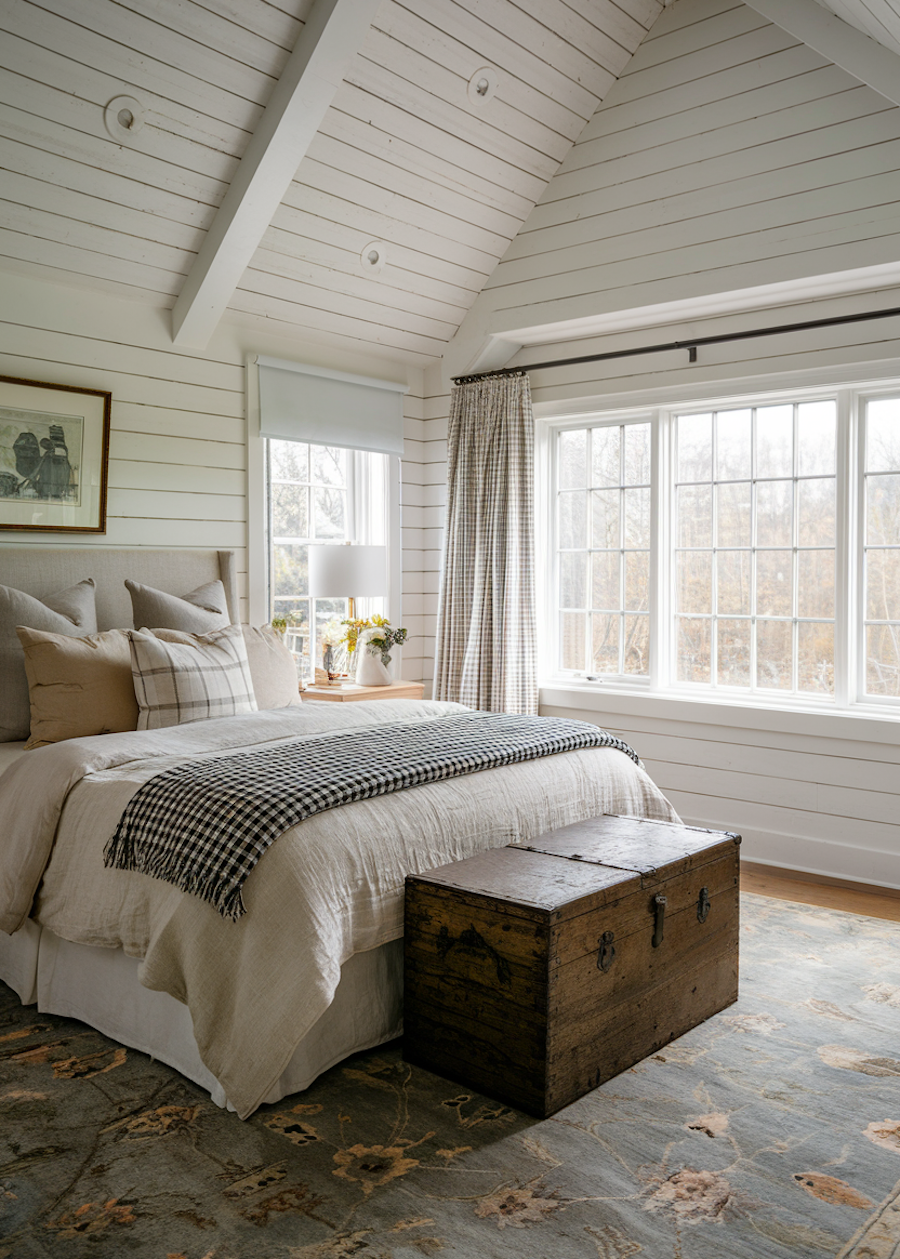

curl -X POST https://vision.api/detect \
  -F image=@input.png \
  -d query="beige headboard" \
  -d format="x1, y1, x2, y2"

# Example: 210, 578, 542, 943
0, 549, 238, 629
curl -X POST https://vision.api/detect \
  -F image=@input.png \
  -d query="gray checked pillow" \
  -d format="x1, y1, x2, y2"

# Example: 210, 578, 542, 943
129, 623, 257, 731
152, 624, 302, 710
126, 578, 230, 633
0, 578, 97, 741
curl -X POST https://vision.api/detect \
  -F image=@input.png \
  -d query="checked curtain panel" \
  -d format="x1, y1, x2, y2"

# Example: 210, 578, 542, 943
434, 372, 538, 714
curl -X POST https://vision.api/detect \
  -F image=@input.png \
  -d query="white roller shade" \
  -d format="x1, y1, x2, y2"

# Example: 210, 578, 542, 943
258, 356, 407, 456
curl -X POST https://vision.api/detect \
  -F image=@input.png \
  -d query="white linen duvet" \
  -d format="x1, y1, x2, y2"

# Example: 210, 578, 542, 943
0, 699, 677, 1117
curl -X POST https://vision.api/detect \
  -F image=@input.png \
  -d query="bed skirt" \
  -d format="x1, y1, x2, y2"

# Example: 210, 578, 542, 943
0, 923, 404, 1112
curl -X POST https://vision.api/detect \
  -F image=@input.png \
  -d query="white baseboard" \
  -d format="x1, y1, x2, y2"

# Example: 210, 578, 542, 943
679, 815, 900, 892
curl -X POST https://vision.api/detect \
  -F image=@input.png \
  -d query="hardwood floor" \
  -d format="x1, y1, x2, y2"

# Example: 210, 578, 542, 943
742, 862, 900, 923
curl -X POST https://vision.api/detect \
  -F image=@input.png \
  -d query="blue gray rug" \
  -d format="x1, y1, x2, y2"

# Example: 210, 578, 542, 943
2, 892, 900, 1257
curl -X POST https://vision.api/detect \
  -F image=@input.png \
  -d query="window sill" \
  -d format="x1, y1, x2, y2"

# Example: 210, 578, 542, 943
539, 678, 900, 746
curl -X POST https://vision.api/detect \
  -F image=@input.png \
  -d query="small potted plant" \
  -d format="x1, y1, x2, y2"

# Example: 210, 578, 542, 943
342, 614, 407, 686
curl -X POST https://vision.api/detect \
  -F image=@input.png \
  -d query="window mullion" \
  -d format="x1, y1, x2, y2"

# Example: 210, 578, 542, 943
834, 389, 854, 707
650, 409, 668, 690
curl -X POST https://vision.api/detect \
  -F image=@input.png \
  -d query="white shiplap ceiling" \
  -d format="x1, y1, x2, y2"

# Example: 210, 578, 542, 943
0, 0, 898, 367
816, 0, 900, 55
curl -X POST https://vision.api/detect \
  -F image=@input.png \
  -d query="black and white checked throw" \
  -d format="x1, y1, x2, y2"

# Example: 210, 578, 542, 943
103, 711, 639, 922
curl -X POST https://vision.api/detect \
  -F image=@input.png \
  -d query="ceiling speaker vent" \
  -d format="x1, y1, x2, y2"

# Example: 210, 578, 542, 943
104, 95, 145, 142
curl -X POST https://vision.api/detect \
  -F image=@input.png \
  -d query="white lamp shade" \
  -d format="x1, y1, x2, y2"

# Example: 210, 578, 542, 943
308, 544, 387, 598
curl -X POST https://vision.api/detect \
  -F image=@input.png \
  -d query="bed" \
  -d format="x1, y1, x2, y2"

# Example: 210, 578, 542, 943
0, 547, 679, 1118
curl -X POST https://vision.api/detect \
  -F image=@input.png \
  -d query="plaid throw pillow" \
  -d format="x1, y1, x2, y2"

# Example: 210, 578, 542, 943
129, 624, 258, 731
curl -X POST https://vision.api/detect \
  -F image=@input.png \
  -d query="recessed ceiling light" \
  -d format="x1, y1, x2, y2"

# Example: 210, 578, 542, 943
468, 67, 498, 106
360, 241, 386, 274
104, 94, 145, 142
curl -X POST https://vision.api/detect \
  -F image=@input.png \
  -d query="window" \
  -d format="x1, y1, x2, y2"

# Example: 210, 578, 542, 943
557, 422, 651, 678
267, 438, 387, 678
674, 400, 836, 696
544, 387, 900, 711
863, 399, 900, 697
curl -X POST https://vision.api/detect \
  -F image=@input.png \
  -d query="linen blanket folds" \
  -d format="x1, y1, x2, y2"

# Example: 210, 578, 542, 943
104, 712, 639, 921
0, 700, 678, 1117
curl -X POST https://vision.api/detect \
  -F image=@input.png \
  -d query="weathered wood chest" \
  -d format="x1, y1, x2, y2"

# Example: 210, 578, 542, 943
403, 815, 740, 1117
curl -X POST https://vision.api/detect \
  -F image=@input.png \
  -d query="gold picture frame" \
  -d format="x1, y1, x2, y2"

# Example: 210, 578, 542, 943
0, 374, 111, 533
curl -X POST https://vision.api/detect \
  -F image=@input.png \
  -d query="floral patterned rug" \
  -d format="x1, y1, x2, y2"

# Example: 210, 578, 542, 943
2, 892, 900, 1259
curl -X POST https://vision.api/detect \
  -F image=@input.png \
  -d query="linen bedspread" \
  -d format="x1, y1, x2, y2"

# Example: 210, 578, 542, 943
0, 699, 678, 1117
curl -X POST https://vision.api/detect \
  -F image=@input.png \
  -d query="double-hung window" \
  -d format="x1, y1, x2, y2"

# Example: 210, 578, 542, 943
267, 439, 387, 678
544, 387, 900, 712
254, 355, 405, 678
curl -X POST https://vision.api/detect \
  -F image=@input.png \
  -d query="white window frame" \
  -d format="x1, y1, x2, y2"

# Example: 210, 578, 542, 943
245, 357, 402, 628
857, 386, 900, 709
538, 378, 900, 722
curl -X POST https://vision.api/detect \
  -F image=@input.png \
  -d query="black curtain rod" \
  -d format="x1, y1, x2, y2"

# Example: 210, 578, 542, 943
451, 304, 900, 385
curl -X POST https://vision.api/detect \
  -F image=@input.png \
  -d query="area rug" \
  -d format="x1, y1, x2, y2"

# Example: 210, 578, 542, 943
2, 892, 900, 1259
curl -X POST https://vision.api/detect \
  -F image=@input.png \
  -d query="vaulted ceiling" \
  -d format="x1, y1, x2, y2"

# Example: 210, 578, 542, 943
1, 0, 898, 368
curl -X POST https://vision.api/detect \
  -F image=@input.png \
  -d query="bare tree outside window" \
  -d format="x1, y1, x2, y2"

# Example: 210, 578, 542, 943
556, 421, 651, 677
674, 400, 836, 697
864, 399, 900, 697
268, 440, 349, 678
549, 391, 900, 713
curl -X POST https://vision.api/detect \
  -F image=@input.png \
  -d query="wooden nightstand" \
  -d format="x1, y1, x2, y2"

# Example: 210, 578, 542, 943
303, 680, 425, 703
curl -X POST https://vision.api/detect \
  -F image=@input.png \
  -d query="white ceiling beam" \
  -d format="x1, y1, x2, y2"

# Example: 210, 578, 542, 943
745, 0, 900, 107
172, 0, 381, 349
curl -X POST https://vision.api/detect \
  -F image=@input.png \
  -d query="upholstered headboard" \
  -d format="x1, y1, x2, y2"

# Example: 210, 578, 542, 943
0, 548, 238, 629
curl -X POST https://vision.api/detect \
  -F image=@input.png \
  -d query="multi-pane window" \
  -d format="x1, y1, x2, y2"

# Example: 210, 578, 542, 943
557, 422, 651, 677
547, 387, 900, 713
267, 439, 385, 677
864, 399, 900, 697
674, 401, 836, 697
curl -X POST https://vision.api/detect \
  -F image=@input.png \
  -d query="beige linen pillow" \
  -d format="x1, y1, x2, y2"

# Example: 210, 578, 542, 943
129, 624, 257, 730
16, 626, 139, 749
153, 625, 302, 710
241, 624, 302, 709
125, 578, 230, 633
0, 578, 97, 741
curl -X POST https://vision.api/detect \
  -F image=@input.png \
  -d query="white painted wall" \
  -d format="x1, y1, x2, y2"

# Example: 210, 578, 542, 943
0, 271, 426, 659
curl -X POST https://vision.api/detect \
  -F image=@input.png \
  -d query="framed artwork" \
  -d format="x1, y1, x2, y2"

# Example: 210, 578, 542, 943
0, 374, 111, 533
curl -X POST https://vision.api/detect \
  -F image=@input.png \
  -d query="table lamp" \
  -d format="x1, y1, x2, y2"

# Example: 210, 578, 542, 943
308, 543, 387, 619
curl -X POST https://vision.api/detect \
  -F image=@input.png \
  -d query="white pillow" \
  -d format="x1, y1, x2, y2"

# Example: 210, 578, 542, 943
129, 624, 257, 730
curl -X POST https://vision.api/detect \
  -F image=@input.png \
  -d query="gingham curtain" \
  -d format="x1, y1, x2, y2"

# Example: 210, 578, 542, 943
433, 372, 537, 714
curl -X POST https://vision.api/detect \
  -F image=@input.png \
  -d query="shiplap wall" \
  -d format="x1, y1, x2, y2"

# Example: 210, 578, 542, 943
454, 0, 900, 355
0, 272, 427, 653
0, 277, 249, 594
403, 369, 450, 691
399, 384, 437, 687
430, 0, 900, 886
541, 689, 900, 890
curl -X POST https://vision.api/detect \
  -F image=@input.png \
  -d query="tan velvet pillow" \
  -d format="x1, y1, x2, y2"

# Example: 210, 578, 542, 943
152, 625, 301, 710
16, 626, 139, 749
1, 578, 97, 742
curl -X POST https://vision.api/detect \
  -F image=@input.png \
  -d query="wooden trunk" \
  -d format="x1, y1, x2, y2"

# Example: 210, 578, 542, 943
403, 815, 740, 1118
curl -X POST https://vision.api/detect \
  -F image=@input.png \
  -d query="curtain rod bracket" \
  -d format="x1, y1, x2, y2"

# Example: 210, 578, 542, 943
688, 345, 697, 363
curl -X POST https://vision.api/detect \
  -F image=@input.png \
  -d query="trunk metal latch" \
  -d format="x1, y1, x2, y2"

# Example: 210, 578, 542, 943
596, 931, 616, 972
652, 894, 667, 948
697, 886, 711, 923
